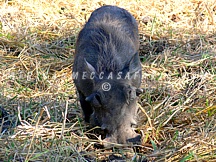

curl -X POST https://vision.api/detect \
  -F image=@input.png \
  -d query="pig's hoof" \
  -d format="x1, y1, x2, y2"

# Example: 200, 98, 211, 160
126, 134, 141, 144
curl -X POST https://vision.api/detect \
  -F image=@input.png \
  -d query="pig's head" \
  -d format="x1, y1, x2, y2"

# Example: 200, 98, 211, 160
83, 54, 142, 146
86, 80, 142, 146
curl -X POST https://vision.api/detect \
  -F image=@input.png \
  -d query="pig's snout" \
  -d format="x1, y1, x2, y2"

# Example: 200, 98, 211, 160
102, 128, 141, 147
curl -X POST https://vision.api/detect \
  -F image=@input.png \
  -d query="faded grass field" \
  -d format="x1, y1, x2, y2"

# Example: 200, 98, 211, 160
0, 0, 215, 161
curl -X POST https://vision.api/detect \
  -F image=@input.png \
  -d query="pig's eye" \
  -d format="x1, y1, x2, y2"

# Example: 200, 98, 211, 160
92, 93, 102, 108
85, 93, 102, 107
128, 88, 136, 101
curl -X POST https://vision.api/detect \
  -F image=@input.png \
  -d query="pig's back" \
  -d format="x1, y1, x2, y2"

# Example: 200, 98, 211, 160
74, 5, 139, 74
86, 5, 138, 45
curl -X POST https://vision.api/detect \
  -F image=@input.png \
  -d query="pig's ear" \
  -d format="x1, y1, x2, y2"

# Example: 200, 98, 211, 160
84, 59, 98, 80
128, 52, 141, 74
123, 53, 141, 77
84, 58, 96, 74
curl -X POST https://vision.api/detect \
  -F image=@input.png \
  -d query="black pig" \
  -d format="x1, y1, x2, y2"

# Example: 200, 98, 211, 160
73, 5, 142, 146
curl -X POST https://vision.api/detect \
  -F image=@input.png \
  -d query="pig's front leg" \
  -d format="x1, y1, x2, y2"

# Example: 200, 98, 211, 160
78, 91, 93, 123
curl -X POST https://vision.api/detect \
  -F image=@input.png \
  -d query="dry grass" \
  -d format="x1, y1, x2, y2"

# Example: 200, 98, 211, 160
0, 0, 215, 161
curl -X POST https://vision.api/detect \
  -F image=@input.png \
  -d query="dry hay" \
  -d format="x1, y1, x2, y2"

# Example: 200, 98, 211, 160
0, 0, 215, 161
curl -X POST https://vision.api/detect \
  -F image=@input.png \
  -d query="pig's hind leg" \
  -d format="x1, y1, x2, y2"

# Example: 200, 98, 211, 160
78, 91, 93, 123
